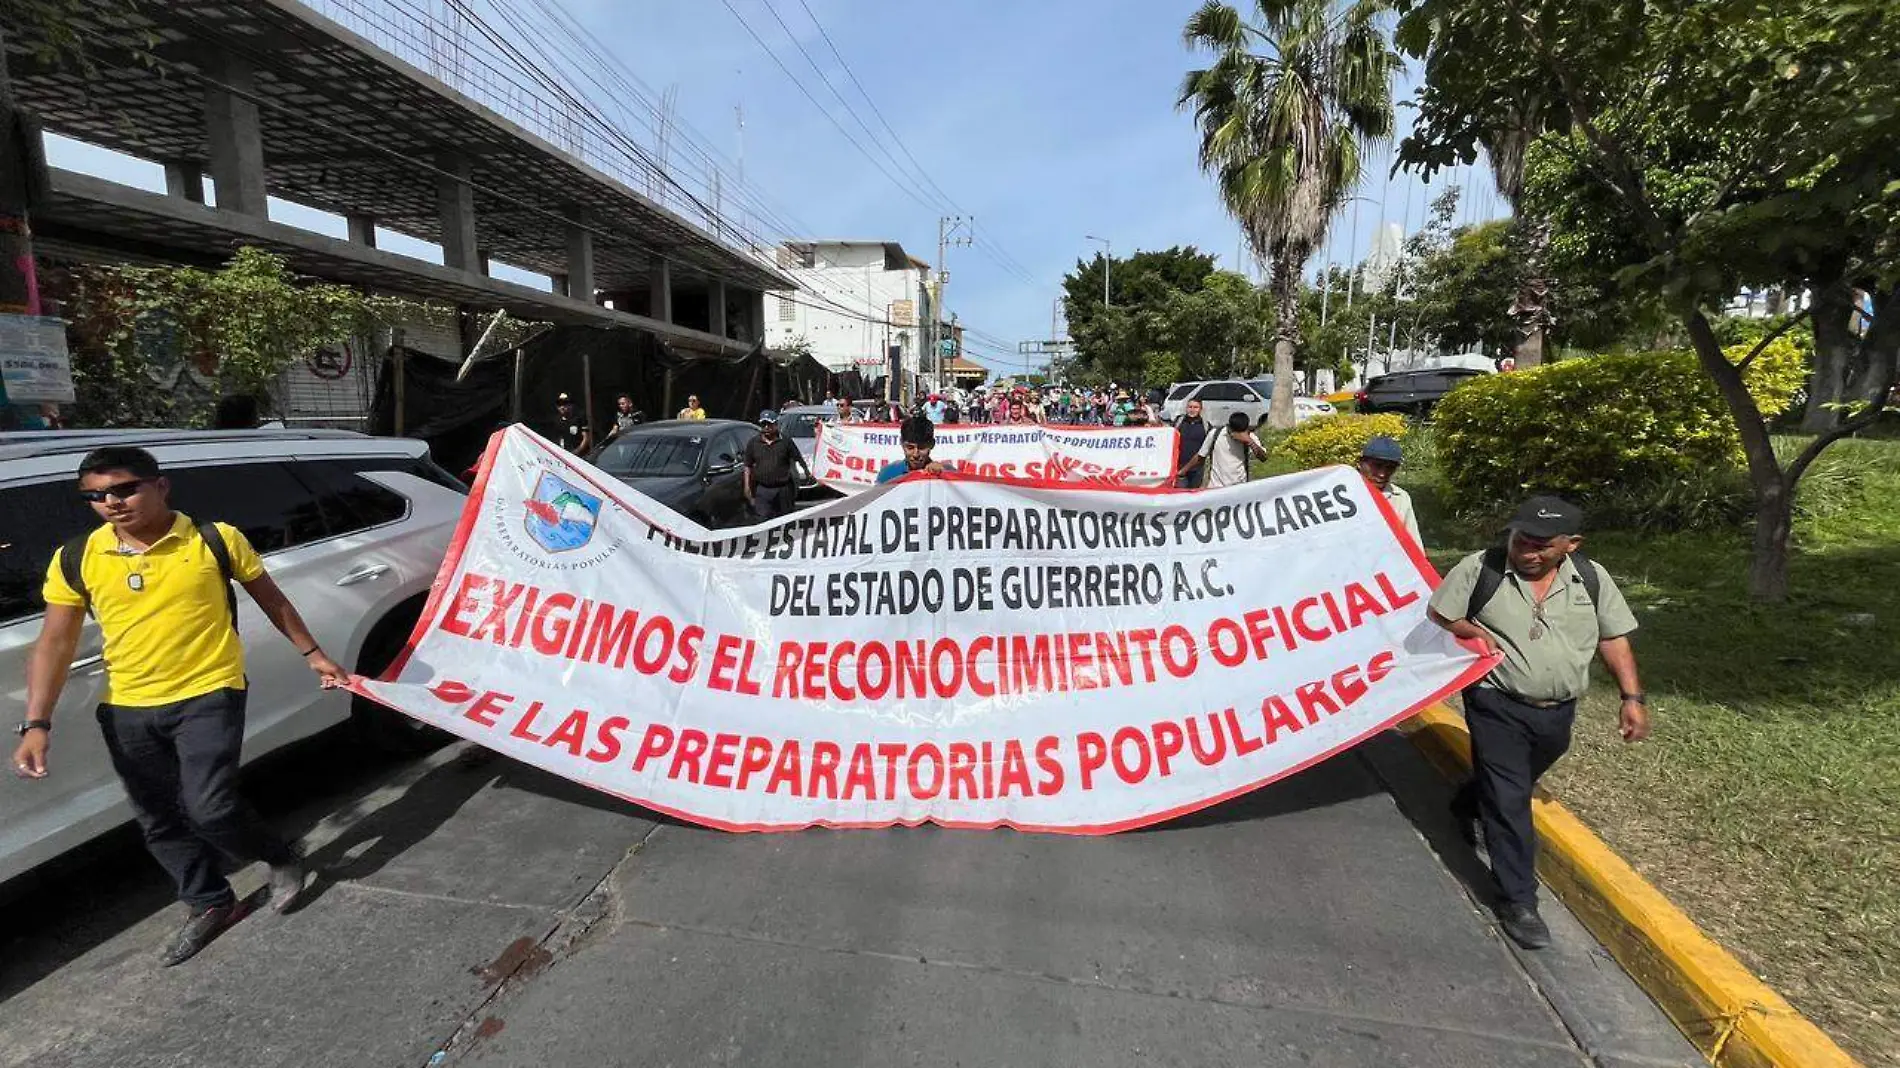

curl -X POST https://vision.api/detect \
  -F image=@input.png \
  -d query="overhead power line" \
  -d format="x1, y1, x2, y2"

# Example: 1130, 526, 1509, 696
717, 0, 943, 219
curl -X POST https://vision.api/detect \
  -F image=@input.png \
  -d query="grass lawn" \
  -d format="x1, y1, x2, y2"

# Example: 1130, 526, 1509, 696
1383, 437, 1900, 1065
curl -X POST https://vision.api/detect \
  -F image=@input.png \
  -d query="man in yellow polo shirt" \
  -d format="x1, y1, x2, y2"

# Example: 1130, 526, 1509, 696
11, 446, 349, 966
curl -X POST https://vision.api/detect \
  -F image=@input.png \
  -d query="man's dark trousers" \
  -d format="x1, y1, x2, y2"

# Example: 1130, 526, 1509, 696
1459, 687, 1577, 908
750, 483, 796, 521
96, 687, 297, 910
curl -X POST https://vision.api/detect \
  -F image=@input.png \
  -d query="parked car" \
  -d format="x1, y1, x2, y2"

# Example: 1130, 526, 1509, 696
779, 402, 879, 497
587, 418, 766, 527
0, 428, 468, 886
1246, 379, 1334, 423
1355, 367, 1490, 418
1159, 379, 1272, 428
1294, 397, 1337, 423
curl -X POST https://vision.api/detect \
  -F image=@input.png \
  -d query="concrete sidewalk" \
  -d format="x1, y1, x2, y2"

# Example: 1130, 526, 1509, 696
0, 734, 1701, 1068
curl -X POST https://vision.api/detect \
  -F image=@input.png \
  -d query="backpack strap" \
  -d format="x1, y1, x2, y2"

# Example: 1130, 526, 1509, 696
1571, 549, 1603, 608
193, 518, 241, 631
57, 532, 93, 616
1466, 545, 1509, 620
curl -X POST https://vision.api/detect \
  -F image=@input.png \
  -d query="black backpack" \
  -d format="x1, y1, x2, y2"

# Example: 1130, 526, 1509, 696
58, 517, 240, 629
1466, 545, 1601, 620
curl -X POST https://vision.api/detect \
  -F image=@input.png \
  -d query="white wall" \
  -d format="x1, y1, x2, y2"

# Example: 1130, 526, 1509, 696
767, 243, 929, 378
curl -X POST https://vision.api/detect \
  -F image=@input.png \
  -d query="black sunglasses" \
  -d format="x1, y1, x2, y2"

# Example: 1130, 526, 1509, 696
80, 479, 148, 503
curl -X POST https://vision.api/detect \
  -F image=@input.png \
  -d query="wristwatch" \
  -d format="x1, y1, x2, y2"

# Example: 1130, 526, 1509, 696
14, 720, 52, 736
1619, 693, 1647, 705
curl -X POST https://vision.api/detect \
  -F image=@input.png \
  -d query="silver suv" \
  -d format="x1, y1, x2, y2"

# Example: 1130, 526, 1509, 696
0, 429, 467, 885
1160, 379, 1272, 428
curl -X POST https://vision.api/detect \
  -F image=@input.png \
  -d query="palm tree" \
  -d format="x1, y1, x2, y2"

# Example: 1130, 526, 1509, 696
1180, 0, 1398, 429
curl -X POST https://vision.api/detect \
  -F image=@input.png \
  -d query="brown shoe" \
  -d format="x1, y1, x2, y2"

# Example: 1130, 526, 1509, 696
159, 903, 243, 967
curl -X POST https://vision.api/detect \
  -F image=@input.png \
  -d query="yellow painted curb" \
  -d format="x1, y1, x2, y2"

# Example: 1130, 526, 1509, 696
1403, 702, 1861, 1068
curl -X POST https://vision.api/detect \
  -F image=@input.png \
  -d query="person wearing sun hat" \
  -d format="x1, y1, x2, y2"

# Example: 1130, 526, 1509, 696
1427, 495, 1648, 951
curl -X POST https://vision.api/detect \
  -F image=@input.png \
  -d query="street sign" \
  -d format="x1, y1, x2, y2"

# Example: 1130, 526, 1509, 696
0, 314, 75, 404
889, 299, 916, 327
938, 339, 956, 355
1017, 339, 1073, 356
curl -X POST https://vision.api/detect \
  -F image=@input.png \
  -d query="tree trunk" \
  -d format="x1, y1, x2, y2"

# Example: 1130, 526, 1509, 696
1748, 478, 1793, 602
1684, 311, 1789, 600
1508, 218, 1554, 368
1267, 257, 1299, 429
1800, 280, 1857, 433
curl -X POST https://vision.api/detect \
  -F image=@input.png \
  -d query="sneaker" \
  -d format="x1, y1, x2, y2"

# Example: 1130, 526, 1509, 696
159, 903, 243, 967
269, 860, 307, 915
1496, 903, 1552, 950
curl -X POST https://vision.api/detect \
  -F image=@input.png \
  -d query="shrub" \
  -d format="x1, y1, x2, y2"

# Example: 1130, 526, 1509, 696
1433, 340, 1806, 511
1279, 412, 1410, 469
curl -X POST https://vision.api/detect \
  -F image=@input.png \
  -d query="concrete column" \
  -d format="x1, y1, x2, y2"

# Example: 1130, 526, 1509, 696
648, 258, 672, 323
346, 213, 377, 247
549, 272, 569, 298
565, 208, 595, 303
744, 288, 765, 344
163, 162, 205, 204
435, 152, 478, 273
476, 250, 491, 277
203, 53, 267, 217
708, 277, 727, 338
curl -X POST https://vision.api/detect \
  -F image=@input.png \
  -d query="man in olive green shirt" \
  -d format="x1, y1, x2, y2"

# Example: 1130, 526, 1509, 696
1427, 495, 1649, 950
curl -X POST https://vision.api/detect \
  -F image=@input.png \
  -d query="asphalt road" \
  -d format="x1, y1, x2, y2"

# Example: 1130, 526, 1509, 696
0, 729, 1701, 1068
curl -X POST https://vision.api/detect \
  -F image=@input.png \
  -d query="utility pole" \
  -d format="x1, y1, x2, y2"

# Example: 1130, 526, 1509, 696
1087, 235, 1112, 307
934, 215, 972, 393
1319, 262, 1333, 328
1344, 191, 1361, 310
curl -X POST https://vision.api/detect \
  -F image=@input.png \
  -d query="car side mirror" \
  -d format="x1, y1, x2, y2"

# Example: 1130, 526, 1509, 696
706, 454, 740, 476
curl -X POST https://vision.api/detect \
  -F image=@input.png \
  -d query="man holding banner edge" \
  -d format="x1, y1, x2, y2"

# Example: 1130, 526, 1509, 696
1426, 495, 1648, 951
876, 416, 947, 484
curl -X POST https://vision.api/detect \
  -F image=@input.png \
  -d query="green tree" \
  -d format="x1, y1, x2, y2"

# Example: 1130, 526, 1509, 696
1179, 0, 1400, 428
1396, 0, 1900, 600
1060, 246, 1220, 384
1411, 219, 1518, 358
1156, 270, 1277, 380
60, 247, 543, 427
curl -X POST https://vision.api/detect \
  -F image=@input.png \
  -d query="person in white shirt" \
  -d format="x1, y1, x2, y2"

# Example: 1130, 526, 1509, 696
1358, 435, 1421, 545
1175, 412, 1267, 489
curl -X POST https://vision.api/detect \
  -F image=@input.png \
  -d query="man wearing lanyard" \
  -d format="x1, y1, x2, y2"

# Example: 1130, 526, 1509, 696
1427, 496, 1649, 949
13, 447, 349, 965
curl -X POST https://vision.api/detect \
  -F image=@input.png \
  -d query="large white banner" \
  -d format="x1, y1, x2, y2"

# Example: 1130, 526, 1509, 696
812, 421, 1180, 494
356, 425, 1493, 834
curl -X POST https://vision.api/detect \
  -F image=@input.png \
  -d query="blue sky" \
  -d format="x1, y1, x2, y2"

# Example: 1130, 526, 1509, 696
45, 0, 1504, 377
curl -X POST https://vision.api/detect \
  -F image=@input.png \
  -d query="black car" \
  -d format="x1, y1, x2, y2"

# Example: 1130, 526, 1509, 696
588, 418, 756, 528
1355, 367, 1489, 417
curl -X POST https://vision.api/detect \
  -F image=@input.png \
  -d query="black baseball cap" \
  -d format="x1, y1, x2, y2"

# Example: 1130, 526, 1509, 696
1509, 495, 1583, 538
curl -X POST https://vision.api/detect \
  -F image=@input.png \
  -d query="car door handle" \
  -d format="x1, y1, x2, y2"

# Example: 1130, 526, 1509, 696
335, 564, 392, 587
69, 653, 104, 672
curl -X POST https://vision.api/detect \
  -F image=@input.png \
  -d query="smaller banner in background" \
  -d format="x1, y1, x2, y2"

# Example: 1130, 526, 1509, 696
813, 422, 1180, 494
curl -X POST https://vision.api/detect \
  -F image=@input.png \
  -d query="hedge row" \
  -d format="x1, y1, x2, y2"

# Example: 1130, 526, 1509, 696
1432, 339, 1805, 509
1278, 412, 1410, 469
